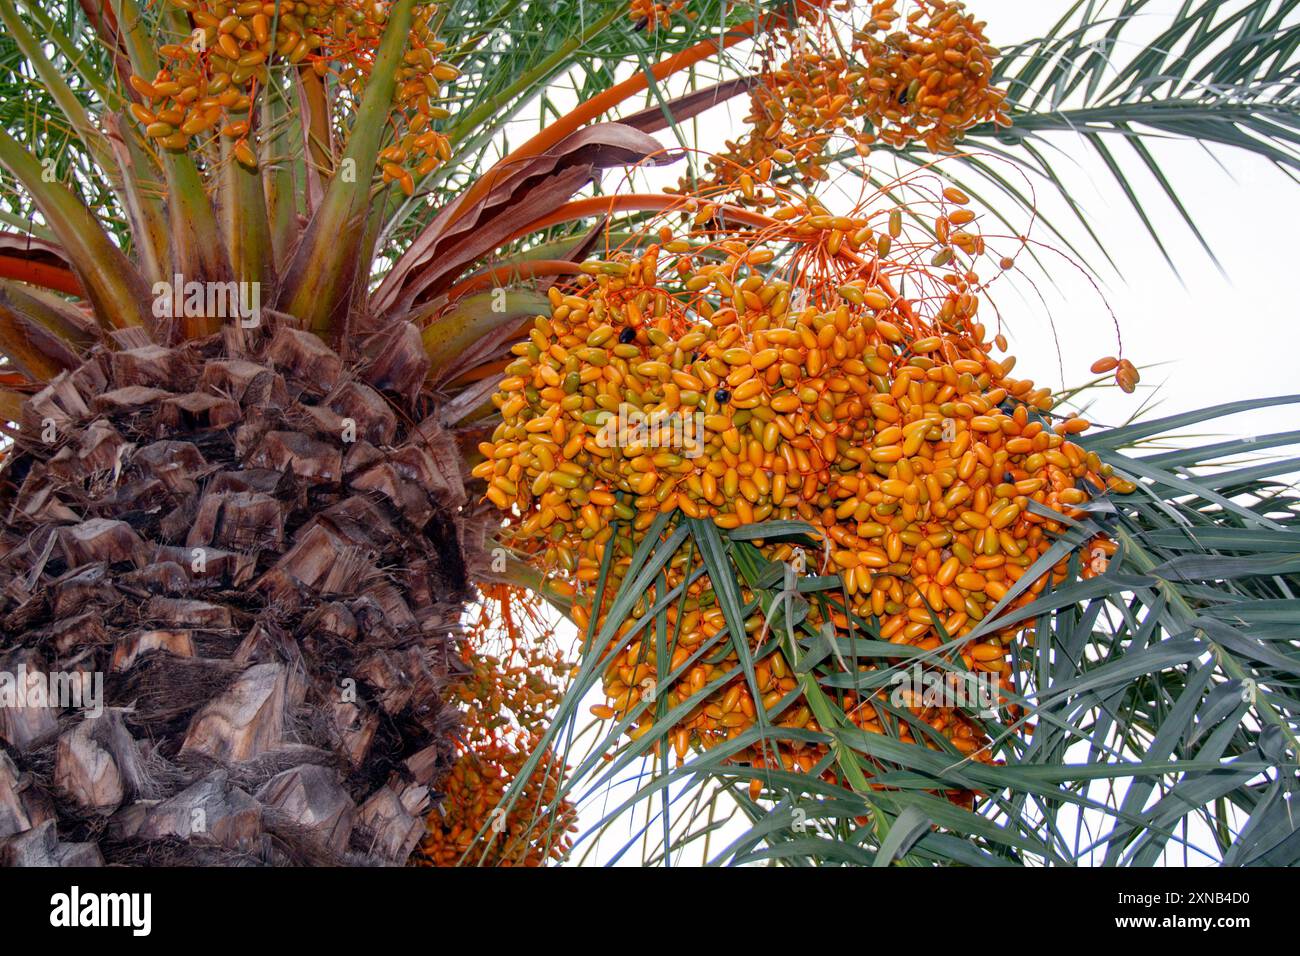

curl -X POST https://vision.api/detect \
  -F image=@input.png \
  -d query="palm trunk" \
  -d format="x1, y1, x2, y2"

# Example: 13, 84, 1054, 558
0, 314, 479, 866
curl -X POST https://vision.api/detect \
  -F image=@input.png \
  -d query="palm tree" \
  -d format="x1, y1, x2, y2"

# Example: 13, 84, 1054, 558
0, 0, 1293, 868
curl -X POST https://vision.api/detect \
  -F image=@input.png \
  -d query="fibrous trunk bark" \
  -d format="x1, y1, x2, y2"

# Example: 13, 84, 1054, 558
0, 314, 482, 865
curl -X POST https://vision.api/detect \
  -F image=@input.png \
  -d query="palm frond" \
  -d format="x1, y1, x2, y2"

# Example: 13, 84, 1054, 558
948, 0, 1300, 275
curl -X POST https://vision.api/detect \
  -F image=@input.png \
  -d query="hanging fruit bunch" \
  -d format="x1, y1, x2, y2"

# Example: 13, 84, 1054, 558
854, 0, 1008, 151
628, 0, 691, 33
414, 584, 578, 867
130, 0, 454, 187
1089, 355, 1142, 394
693, 0, 1010, 201
472, 162, 1132, 790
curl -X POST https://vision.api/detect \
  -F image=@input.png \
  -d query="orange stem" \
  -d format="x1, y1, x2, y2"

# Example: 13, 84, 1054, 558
0, 255, 82, 296
446, 356, 514, 388
505, 195, 913, 318
444, 259, 586, 300
505, 194, 779, 243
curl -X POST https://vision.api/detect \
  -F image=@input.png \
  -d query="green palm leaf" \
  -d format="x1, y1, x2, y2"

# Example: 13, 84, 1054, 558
492, 394, 1298, 866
